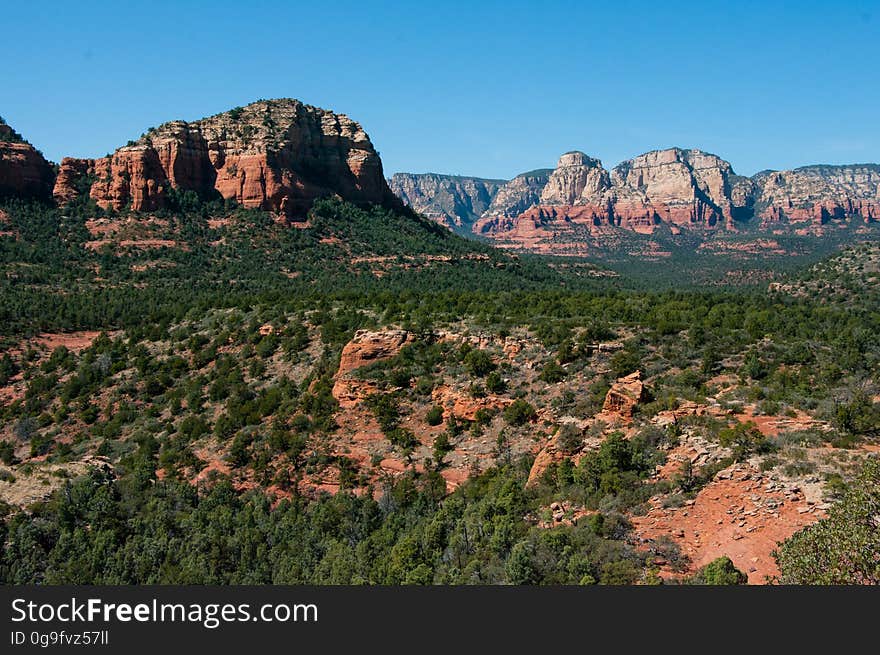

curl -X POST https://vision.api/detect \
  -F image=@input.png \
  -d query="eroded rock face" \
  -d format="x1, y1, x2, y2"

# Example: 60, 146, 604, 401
388, 173, 505, 230
610, 149, 740, 228
0, 121, 55, 201
526, 154, 880, 233
332, 329, 414, 407
526, 439, 564, 487
431, 385, 511, 422
90, 147, 169, 212
754, 165, 880, 225
540, 151, 611, 205
53, 99, 396, 217
52, 158, 93, 204
398, 148, 880, 250
485, 169, 553, 218
508, 148, 744, 232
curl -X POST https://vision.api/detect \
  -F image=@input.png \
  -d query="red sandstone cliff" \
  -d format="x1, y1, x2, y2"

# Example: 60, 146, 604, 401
0, 120, 55, 201
53, 99, 397, 218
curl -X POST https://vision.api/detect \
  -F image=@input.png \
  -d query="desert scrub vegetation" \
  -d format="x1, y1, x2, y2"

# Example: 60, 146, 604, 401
774, 457, 880, 584
2, 195, 880, 586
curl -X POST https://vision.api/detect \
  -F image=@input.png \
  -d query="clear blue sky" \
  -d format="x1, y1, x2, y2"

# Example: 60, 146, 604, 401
2, 0, 878, 178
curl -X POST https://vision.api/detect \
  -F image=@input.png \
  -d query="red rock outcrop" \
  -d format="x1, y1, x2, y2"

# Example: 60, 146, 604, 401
610, 148, 738, 228
0, 121, 55, 201
431, 385, 512, 422
332, 329, 414, 407
601, 370, 646, 420
474, 149, 748, 246
539, 151, 611, 206
54, 99, 397, 218
52, 158, 92, 204
526, 439, 564, 487
90, 147, 169, 212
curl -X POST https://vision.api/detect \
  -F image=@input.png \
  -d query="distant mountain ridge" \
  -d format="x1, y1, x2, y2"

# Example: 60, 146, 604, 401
388, 173, 506, 232
3, 104, 878, 252
391, 149, 880, 249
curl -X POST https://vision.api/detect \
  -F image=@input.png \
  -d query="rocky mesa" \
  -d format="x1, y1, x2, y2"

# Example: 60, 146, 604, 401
53, 99, 398, 218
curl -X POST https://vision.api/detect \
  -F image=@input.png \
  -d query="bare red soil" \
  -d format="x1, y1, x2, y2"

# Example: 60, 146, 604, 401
631, 463, 825, 583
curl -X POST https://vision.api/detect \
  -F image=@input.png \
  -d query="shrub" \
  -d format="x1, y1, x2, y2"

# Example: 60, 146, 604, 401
29, 433, 54, 457
610, 348, 642, 379
229, 433, 253, 468
740, 351, 770, 380
464, 350, 495, 377
389, 369, 412, 389
79, 405, 100, 425
599, 559, 640, 585
503, 399, 537, 426
833, 393, 880, 435
485, 371, 507, 394
473, 408, 496, 425
388, 428, 417, 453
0, 441, 17, 465
0, 353, 18, 385
365, 393, 401, 433
539, 361, 566, 384
689, 556, 747, 585
425, 406, 444, 426
774, 458, 880, 584
177, 415, 210, 441
13, 417, 37, 442
432, 432, 453, 466
717, 422, 772, 458
556, 423, 582, 455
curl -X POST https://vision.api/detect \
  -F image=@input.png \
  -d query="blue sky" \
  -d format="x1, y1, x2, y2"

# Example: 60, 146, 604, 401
2, 1, 878, 178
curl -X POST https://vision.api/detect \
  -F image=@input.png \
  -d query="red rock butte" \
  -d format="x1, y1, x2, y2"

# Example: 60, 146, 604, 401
52, 98, 399, 218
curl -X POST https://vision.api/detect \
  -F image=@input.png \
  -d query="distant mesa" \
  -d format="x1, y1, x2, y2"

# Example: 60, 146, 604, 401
392, 147, 880, 248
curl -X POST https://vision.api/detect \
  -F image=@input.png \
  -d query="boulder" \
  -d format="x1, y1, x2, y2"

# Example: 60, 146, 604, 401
601, 370, 646, 419
332, 329, 413, 407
